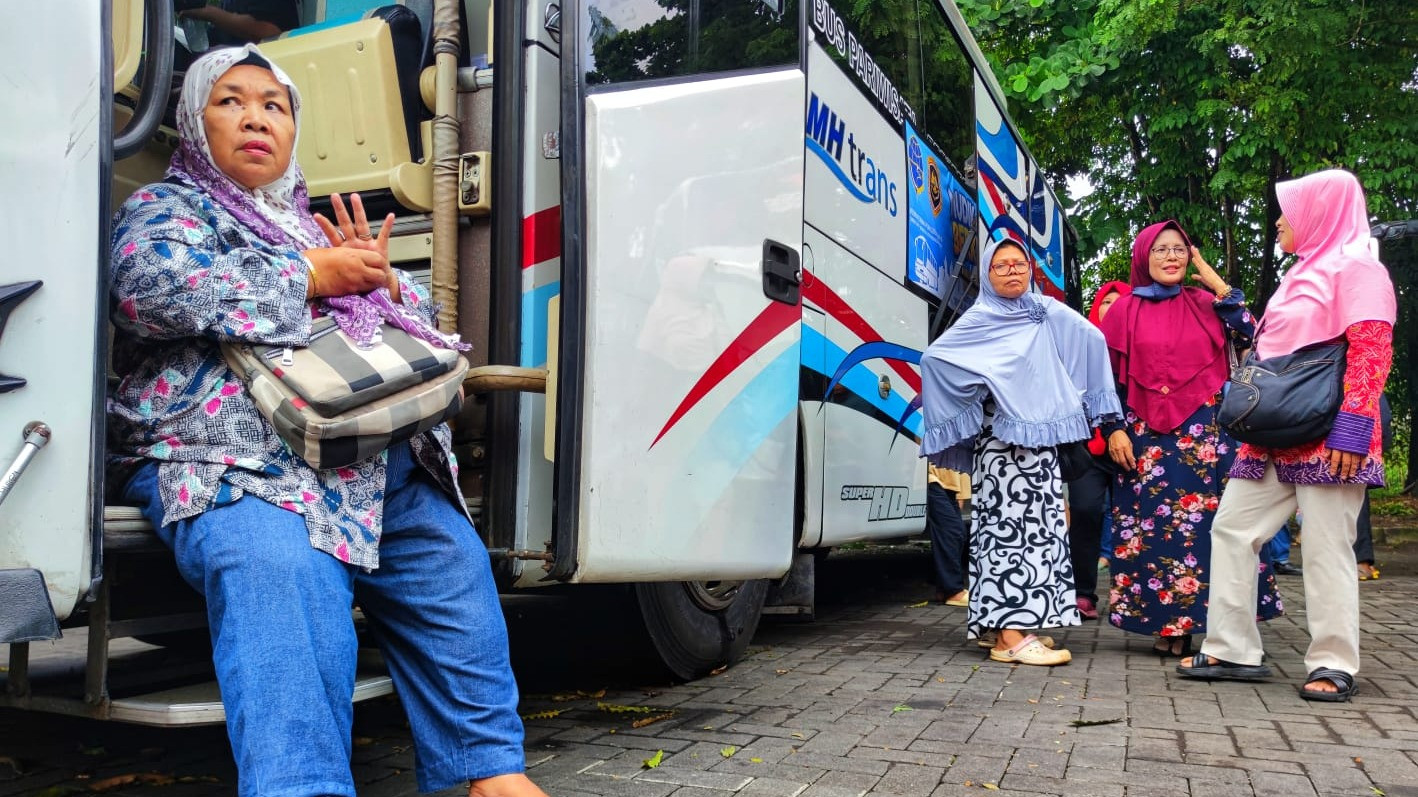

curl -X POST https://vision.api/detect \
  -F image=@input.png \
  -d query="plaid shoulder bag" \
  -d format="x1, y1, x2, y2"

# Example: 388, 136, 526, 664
222, 317, 468, 470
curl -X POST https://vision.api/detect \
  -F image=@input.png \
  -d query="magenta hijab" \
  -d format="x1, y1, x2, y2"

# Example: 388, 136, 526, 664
1100, 221, 1229, 433
1257, 169, 1396, 359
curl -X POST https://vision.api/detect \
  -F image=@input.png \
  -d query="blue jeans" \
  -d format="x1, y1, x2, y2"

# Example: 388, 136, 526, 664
1268, 523, 1292, 564
123, 444, 525, 797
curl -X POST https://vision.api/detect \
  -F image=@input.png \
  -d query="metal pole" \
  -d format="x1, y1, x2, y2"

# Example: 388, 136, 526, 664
0, 422, 50, 509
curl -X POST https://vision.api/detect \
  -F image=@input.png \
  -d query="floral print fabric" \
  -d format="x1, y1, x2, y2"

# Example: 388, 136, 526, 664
1108, 398, 1284, 636
108, 180, 466, 570
1108, 292, 1282, 637
1231, 320, 1393, 486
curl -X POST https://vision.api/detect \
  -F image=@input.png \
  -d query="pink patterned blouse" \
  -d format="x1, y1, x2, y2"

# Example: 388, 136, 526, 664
1230, 320, 1392, 486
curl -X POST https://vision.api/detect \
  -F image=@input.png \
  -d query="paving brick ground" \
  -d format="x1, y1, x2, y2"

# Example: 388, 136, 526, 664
2, 545, 1416, 797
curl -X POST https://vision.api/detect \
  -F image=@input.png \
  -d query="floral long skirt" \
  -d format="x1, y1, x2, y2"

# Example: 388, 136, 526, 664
1108, 397, 1283, 637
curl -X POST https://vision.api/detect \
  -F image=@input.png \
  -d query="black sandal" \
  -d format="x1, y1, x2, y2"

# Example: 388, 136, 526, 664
1300, 668, 1357, 702
1176, 654, 1272, 681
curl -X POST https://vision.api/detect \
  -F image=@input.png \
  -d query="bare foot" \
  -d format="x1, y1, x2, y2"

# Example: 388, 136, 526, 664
469, 773, 549, 797
1302, 679, 1339, 695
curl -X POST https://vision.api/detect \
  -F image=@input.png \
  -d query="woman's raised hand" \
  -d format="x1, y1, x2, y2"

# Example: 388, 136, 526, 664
1188, 247, 1232, 297
313, 192, 401, 301
303, 248, 389, 299
314, 192, 395, 259
1107, 429, 1136, 471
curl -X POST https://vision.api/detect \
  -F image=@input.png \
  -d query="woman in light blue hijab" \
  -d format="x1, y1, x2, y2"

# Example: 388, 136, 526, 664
921, 238, 1122, 666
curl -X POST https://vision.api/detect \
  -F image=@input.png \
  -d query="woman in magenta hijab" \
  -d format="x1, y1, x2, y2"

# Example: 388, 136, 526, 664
1179, 169, 1395, 702
1099, 221, 1282, 657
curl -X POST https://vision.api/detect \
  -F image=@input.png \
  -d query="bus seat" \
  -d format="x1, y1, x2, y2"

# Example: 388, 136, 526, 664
261, 5, 429, 206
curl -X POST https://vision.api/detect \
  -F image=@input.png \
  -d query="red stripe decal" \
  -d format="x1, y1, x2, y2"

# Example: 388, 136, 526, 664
522, 206, 562, 268
650, 301, 799, 449
802, 274, 922, 393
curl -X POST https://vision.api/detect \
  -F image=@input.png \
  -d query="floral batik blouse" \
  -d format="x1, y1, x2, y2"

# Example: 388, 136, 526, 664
108, 181, 466, 570
1230, 320, 1393, 486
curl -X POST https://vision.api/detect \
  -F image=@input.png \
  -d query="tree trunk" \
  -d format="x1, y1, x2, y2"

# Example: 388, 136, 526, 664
1256, 155, 1284, 311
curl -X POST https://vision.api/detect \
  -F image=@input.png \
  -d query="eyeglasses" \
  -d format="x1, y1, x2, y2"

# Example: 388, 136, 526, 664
989, 260, 1031, 275
1150, 246, 1189, 258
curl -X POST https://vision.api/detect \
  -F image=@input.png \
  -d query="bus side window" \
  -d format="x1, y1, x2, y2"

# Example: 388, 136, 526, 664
583, 0, 800, 85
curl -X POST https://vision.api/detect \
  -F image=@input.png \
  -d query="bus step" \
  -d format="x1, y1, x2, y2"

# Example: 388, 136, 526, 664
107, 670, 395, 727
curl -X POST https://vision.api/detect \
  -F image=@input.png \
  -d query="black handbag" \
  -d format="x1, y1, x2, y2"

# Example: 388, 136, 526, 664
1217, 342, 1347, 449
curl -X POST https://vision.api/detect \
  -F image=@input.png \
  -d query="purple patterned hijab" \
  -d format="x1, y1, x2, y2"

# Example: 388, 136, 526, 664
168, 44, 467, 351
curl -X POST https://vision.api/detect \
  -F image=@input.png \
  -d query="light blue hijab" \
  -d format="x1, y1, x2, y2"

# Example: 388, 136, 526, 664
920, 239, 1121, 470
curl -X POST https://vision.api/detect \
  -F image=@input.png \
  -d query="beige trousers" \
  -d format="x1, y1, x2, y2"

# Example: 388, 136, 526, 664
1200, 462, 1366, 674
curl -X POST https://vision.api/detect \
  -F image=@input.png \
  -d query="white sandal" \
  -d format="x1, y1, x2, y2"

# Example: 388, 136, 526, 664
989, 634, 1072, 666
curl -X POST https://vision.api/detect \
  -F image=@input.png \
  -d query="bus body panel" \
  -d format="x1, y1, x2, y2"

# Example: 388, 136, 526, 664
570, 70, 805, 581
0, 4, 105, 623
973, 75, 1067, 298
806, 229, 929, 546
509, 24, 564, 587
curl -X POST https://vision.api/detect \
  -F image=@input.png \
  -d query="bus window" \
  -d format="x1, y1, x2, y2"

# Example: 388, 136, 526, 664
916, 5, 974, 176
583, 0, 800, 85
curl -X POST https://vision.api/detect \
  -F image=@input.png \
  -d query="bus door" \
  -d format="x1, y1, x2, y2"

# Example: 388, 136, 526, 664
550, 1, 806, 582
0, 6, 112, 640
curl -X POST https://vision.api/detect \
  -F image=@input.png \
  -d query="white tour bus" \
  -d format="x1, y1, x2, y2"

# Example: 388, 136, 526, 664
0, 0, 1076, 724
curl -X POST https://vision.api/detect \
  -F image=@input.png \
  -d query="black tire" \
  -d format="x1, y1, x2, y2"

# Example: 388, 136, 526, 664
634, 579, 769, 681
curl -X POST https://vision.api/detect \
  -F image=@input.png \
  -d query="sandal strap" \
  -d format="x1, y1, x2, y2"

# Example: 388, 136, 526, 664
1305, 668, 1354, 690
1007, 634, 1039, 654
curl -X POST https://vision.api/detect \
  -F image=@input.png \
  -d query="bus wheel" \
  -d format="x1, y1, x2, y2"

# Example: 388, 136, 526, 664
634, 578, 769, 681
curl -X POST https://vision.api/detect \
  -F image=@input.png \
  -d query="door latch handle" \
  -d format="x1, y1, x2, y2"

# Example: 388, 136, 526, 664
761, 239, 800, 306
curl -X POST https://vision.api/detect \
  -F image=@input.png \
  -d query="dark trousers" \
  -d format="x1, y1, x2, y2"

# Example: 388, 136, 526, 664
1354, 492, 1374, 564
927, 483, 968, 596
1066, 459, 1111, 603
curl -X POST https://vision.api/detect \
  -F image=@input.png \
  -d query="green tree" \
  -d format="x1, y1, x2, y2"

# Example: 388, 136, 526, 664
957, 0, 1418, 483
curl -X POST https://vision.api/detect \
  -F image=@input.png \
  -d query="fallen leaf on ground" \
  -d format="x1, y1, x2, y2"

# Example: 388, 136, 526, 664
642, 750, 664, 769
1070, 717, 1124, 727
750, 757, 763, 763
983, 783, 1000, 790
892, 704, 913, 713
88, 773, 175, 792
790, 732, 805, 739
597, 702, 656, 714
709, 665, 728, 676
520, 709, 565, 721
775, 669, 790, 675
907, 600, 929, 608
550, 688, 605, 702
631, 712, 676, 729
720, 746, 737, 758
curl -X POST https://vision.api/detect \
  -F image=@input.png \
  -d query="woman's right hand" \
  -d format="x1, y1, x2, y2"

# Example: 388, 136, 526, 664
1107, 429, 1136, 471
302, 247, 389, 299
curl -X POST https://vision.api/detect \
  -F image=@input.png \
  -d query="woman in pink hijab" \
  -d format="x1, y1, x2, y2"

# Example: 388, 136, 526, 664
1099, 222, 1281, 658
1178, 169, 1396, 702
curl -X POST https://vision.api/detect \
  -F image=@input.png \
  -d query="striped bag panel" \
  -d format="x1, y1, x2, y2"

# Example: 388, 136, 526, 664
252, 318, 459, 416
227, 344, 468, 470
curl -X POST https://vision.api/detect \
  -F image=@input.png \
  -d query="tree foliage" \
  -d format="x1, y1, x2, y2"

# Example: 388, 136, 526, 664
956, 0, 1418, 483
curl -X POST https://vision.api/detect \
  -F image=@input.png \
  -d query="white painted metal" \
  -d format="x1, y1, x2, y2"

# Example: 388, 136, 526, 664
0, 3, 105, 622
806, 229, 928, 546
509, 10, 564, 588
802, 43, 907, 282
574, 70, 805, 582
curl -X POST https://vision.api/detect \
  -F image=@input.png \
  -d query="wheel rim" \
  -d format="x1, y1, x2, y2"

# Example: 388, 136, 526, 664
683, 580, 743, 612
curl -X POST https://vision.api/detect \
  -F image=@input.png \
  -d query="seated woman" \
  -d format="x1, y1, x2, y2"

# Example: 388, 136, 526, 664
108, 45, 546, 797
919, 239, 1123, 666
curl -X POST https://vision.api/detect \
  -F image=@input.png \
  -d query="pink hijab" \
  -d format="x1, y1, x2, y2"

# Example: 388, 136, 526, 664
1258, 169, 1396, 359
1100, 221, 1229, 434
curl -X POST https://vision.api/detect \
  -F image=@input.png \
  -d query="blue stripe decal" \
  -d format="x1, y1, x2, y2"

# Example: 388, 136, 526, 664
806, 137, 875, 204
687, 344, 799, 485
824, 341, 924, 397
520, 280, 561, 367
800, 326, 923, 435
